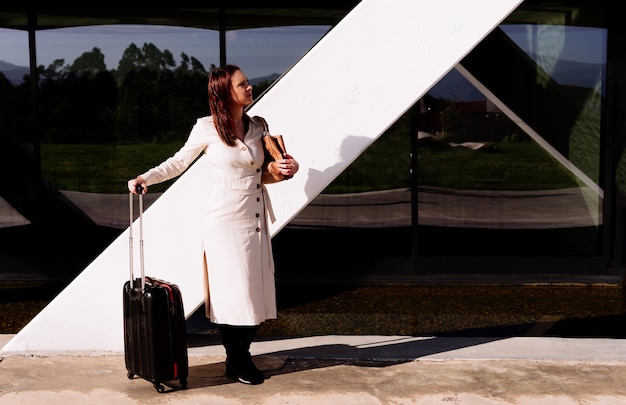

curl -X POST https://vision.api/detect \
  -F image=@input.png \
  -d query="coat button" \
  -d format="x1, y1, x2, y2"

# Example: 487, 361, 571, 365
256, 168, 261, 173
255, 213, 260, 217
256, 184, 261, 188
242, 146, 247, 151
257, 197, 260, 202
256, 227, 261, 232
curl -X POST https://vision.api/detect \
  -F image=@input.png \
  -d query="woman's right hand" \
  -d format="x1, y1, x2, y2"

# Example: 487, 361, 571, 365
128, 176, 147, 194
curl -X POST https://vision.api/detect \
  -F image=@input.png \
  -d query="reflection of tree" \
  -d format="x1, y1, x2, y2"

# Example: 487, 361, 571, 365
114, 43, 211, 143
4, 42, 269, 146
179, 52, 210, 73
114, 42, 176, 86
38, 57, 117, 143
69, 47, 106, 75
0, 71, 29, 138
5, 43, 229, 146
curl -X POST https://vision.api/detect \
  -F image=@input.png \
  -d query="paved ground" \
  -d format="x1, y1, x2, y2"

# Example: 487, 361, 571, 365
0, 187, 594, 230
3, 280, 625, 404
2, 333, 626, 404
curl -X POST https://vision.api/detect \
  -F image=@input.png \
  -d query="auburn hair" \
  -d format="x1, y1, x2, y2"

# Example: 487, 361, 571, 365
208, 64, 246, 147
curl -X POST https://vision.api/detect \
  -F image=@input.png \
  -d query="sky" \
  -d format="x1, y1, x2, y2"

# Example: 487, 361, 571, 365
0, 24, 606, 86
501, 24, 606, 65
0, 25, 331, 79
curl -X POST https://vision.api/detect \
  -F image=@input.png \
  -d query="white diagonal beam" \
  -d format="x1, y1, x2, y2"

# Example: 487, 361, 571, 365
2, 0, 522, 354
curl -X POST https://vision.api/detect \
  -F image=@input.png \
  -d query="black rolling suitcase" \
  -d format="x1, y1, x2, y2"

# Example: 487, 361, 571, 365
123, 187, 189, 393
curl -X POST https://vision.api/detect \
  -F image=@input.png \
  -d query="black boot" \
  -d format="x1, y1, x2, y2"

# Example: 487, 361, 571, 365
218, 325, 239, 380
235, 326, 264, 385
219, 325, 264, 385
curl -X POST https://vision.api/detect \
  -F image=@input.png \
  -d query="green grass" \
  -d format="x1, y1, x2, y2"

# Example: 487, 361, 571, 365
415, 140, 580, 191
41, 143, 183, 193
41, 138, 581, 194
324, 136, 580, 193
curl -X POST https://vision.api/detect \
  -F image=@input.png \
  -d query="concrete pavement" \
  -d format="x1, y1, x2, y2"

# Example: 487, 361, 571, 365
3, 333, 626, 404
55, 187, 599, 230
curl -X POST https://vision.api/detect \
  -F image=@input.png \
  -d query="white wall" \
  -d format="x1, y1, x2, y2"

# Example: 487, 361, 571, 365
1, 0, 522, 354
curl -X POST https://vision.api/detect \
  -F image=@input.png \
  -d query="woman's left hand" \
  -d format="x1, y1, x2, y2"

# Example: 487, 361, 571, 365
279, 154, 299, 177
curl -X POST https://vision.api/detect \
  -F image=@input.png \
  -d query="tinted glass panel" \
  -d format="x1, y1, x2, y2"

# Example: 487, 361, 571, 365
417, 5, 605, 256
0, 28, 31, 236
0, 24, 329, 260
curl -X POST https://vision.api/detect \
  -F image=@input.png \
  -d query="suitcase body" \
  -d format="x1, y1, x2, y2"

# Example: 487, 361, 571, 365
123, 277, 189, 392
123, 189, 188, 393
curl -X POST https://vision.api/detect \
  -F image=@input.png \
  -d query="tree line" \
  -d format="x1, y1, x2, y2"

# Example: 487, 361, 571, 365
0, 42, 273, 144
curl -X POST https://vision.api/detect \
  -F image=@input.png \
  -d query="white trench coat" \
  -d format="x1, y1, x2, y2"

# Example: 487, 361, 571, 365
140, 116, 277, 326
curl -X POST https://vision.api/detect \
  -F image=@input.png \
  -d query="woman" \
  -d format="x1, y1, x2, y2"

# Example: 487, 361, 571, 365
128, 64, 299, 385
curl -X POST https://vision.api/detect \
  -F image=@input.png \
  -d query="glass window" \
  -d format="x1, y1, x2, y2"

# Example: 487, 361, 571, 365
0, 4, 611, 272
281, 3, 607, 262
0, 28, 31, 241
416, 5, 606, 256
0, 23, 330, 259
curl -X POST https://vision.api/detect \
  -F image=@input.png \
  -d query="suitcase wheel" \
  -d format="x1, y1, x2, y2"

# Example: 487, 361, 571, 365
180, 378, 188, 389
127, 371, 135, 379
154, 382, 165, 393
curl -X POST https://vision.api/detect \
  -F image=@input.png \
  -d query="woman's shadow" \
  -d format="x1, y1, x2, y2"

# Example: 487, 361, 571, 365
180, 333, 502, 390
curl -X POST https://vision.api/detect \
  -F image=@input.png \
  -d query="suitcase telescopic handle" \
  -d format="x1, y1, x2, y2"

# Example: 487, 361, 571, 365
129, 185, 145, 292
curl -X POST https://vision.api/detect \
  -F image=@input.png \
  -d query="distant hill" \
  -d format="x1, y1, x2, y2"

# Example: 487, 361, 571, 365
427, 58, 603, 101
249, 73, 280, 86
0, 60, 29, 85
0, 60, 280, 87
